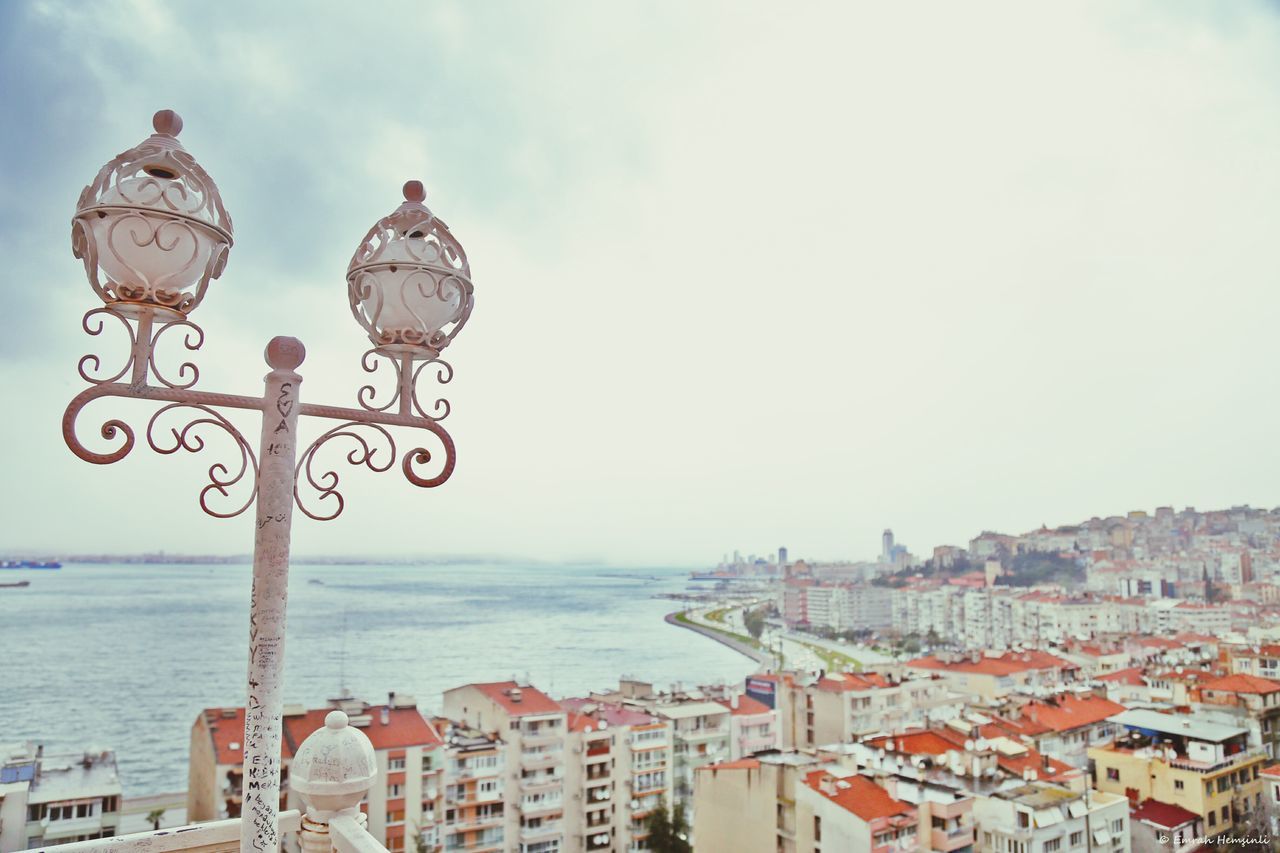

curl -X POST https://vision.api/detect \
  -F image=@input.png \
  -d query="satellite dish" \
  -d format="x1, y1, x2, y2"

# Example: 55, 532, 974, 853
599, 720, 609, 730
964, 739, 975, 751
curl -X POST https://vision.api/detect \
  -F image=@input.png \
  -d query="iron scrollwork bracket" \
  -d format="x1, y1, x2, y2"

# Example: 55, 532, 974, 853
62, 307, 457, 521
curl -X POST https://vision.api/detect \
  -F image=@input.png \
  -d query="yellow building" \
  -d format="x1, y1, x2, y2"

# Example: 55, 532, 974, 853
1089, 709, 1265, 837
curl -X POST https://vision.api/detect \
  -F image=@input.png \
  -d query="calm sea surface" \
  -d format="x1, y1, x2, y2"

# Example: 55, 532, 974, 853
0, 562, 754, 796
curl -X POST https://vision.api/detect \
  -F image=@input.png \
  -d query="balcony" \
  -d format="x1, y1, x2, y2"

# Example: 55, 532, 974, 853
521, 750, 563, 770
446, 811, 505, 832
675, 727, 727, 743
521, 730, 564, 748
520, 774, 564, 793
520, 798, 564, 818
1168, 747, 1267, 774
520, 820, 562, 842
41, 814, 107, 841
932, 825, 975, 852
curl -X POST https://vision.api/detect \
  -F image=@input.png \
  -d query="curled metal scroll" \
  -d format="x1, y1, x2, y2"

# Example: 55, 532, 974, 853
293, 419, 456, 522
77, 307, 138, 385
148, 317, 204, 389
355, 349, 453, 421
146, 403, 258, 518
62, 387, 259, 518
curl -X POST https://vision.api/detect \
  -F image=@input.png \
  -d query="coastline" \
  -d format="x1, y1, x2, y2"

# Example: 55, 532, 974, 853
664, 611, 771, 666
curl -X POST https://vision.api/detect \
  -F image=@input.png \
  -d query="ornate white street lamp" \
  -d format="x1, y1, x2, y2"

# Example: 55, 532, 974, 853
63, 110, 475, 852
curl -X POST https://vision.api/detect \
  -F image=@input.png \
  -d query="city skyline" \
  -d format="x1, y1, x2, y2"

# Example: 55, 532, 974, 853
3, 1, 1280, 564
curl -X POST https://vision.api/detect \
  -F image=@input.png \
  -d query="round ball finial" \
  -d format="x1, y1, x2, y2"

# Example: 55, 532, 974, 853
265, 336, 306, 370
402, 180, 426, 203
325, 710, 349, 730
152, 109, 183, 137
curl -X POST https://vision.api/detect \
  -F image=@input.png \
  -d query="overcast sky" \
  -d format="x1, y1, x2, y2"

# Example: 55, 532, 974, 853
1, 1, 1279, 566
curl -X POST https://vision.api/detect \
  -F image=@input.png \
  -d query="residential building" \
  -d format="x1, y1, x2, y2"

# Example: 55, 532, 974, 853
1088, 709, 1266, 836
1193, 673, 1280, 760
1128, 799, 1203, 853
691, 752, 826, 853
905, 651, 1079, 702
644, 701, 729, 814
794, 768, 918, 853
775, 671, 959, 750
715, 695, 775, 759
439, 723, 506, 853
972, 784, 1129, 853
0, 743, 122, 850
560, 700, 674, 853
187, 693, 442, 852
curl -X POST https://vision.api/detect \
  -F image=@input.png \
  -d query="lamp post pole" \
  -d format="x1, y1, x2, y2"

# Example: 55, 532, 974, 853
242, 337, 305, 852
63, 111, 476, 852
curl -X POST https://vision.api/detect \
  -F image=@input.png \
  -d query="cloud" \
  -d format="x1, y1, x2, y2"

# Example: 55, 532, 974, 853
2, 1, 1279, 563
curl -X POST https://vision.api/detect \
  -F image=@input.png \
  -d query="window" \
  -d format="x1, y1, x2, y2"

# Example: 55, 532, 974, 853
388, 783, 403, 798
814, 816, 821, 842
1018, 812, 1030, 829
1070, 831, 1083, 847
1045, 838, 1061, 852
1111, 820, 1123, 835
389, 758, 406, 771
1174, 780, 1184, 790
386, 809, 405, 825
1222, 806, 1229, 822
1106, 767, 1119, 781
1209, 813, 1216, 828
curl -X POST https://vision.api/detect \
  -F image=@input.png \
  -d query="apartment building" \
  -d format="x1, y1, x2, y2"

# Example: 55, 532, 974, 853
443, 682, 567, 853
696, 757, 972, 853
439, 723, 506, 853
905, 651, 1078, 702
972, 784, 1130, 853
0, 743, 122, 849
187, 693, 442, 851
560, 699, 674, 853
1192, 673, 1280, 760
1128, 800, 1203, 853
774, 671, 960, 751
795, 768, 918, 853
692, 752, 826, 853
1088, 709, 1266, 836
715, 695, 775, 758
643, 701, 729, 813
1002, 693, 1125, 767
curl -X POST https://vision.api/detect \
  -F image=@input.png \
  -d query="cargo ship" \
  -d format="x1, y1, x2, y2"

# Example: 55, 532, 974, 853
0, 560, 61, 569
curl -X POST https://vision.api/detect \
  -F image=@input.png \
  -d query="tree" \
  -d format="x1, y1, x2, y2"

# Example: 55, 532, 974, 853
744, 606, 767, 640
644, 798, 692, 853
146, 808, 165, 831
413, 822, 431, 853
1203, 566, 1217, 603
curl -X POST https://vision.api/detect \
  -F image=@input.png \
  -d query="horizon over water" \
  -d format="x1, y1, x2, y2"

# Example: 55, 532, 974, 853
0, 561, 755, 796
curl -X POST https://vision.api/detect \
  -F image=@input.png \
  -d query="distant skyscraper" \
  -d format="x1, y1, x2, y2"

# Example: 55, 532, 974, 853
778, 546, 788, 566
881, 529, 895, 563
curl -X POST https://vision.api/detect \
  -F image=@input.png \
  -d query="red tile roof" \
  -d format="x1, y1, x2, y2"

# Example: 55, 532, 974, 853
202, 703, 439, 766
814, 672, 892, 692
203, 707, 248, 766
864, 730, 960, 757
1131, 799, 1200, 829
996, 747, 1077, 783
1200, 674, 1280, 695
907, 650, 1075, 677
804, 770, 914, 822
468, 682, 564, 717
716, 695, 773, 717
1018, 694, 1127, 733
1097, 668, 1145, 686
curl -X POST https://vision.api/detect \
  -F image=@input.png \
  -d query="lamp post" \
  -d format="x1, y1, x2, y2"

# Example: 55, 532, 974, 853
63, 110, 475, 852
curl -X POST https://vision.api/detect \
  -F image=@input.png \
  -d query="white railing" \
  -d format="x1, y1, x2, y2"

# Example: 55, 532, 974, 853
34, 810, 302, 852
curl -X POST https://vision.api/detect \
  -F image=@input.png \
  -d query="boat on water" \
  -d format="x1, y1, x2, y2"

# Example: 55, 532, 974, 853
0, 560, 61, 569
0, 580, 31, 588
